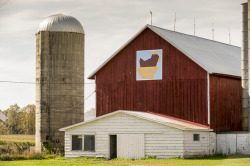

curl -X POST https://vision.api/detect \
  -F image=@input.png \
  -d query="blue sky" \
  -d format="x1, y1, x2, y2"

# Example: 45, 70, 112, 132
0, 0, 246, 111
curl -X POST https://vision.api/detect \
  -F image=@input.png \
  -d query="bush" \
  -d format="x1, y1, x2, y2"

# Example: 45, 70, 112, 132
0, 151, 47, 161
186, 153, 228, 159
42, 142, 62, 156
140, 156, 157, 160
0, 139, 35, 146
0, 139, 35, 155
0, 139, 62, 161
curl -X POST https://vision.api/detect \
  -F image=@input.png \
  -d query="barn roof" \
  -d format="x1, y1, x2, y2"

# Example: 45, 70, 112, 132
59, 110, 212, 131
88, 24, 241, 79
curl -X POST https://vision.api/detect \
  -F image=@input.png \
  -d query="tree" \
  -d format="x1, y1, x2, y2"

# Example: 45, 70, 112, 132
4, 104, 36, 134
5, 104, 21, 134
0, 121, 8, 134
21, 105, 35, 134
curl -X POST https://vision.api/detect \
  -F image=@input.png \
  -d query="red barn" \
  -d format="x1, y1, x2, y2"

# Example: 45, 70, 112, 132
88, 25, 241, 132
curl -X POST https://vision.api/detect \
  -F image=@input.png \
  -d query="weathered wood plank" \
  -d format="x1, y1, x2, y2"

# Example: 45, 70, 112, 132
95, 28, 208, 126
209, 74, 241, 131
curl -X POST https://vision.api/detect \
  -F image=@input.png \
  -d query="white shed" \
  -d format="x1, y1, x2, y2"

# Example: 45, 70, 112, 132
0, 111, 7, 122
59, 110, 216, 159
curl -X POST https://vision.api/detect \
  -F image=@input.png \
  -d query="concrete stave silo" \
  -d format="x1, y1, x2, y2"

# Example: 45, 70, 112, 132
242, 2, 249, 131
35, 14, 84, 151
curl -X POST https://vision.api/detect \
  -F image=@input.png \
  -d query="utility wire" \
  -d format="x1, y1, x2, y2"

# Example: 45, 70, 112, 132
174, 12, 176, 31
229, 27, 231, 44
50, 90, 96, 112
0, 80, 95, 85
0, 78, 214, 85
0, 81, 35, 84
84, 90, 95, 101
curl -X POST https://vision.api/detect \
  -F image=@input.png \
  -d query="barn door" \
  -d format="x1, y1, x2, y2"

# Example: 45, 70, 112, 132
117, 134, 144, 159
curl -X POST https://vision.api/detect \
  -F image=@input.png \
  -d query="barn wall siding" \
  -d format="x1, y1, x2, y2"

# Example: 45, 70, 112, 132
64, 113, 186, 159
95, 28, 208, 126
209, 74, 242, 131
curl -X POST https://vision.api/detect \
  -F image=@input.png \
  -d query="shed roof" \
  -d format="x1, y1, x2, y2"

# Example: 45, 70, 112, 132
88, 25, 240, 79
59, 110, 212, 131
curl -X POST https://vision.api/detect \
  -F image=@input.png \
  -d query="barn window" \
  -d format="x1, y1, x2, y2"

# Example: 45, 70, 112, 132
84, 135, 95, 151
193, 134, 200, 141
72, 135, 82, 150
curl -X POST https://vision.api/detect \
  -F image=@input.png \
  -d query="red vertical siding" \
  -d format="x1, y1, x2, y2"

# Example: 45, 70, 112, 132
209, 74, 242, 131
95, 28, 208, 126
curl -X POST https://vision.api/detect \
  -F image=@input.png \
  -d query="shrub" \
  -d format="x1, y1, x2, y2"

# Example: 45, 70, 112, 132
186, 153, 228, 159
0, 139, 35, 155
42, 142, 62, 156
0, 139, 35, 146
0, 152, 47, 161
140, 156, 157, 160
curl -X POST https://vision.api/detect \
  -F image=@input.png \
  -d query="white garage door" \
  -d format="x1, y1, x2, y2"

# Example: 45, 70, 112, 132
117, 134, 144, 159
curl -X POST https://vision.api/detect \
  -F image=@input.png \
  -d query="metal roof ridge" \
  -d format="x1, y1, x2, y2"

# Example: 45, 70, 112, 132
148, 25, 240, 48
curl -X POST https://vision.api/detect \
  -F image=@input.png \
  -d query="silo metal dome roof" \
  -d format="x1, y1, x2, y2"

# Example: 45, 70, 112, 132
36, 14, 84, 34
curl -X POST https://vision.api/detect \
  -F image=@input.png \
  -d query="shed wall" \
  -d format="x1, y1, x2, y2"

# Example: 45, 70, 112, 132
144, 133, 184, 158
217, 133, 250, 155
209, 74, 242, 131
64, 112, 185, 159
95, 28, 208, 126
183, 131, 216, 157
117, 134, 144, 159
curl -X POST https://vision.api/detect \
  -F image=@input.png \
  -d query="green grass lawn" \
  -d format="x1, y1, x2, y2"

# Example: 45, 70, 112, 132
0, 135, 35, 142
0, 157, 250, 166
0, 135, 249, 165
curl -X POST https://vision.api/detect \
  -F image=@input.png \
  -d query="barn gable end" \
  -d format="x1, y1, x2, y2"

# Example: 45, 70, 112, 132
95, 27, 208, 125
89, 25, 241, 132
